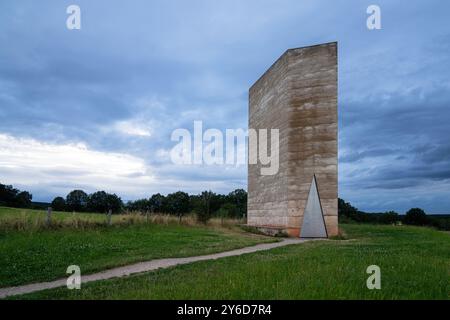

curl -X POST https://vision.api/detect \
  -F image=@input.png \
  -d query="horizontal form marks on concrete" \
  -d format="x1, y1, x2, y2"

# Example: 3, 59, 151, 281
248, 42, 338, 238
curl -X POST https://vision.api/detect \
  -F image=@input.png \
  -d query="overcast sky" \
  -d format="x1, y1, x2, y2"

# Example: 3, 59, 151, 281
1, 1, 449, 213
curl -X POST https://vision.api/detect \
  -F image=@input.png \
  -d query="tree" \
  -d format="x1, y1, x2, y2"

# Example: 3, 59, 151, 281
338, 198, 360, 220
105, 193, 123, 214
0, 184, 18, 206
125, 193, 166, 213
227, 189, 247, 218
404, 208, 429, 226
379, 211, 399, 224
215, 203, 238, 225
14, 191, 32, 208
66, 190, 88, 212
51, 197, 66, 211
0, 183, 33, 208
126, 199, 150, 212
196, 191, 213, 224
87, 191, 109, 213
149, 193, 166, 213
165, 191, 191, 221
87, 191, 123, 213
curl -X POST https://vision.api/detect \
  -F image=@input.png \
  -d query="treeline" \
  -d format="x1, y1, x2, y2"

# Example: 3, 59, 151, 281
51, 190, 123, 213
338, 198, 450, 230
50, 188, 248, 221
0, 183, 33, 208
126, 189, 247, 220
1, 182, 248, 221
2, 181, 448, 230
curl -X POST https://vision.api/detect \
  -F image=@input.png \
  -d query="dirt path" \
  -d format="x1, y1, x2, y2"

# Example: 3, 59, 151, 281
0, 238, 309, 299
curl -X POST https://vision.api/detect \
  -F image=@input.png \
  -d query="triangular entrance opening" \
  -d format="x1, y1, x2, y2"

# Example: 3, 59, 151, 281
300, 175, 328, 238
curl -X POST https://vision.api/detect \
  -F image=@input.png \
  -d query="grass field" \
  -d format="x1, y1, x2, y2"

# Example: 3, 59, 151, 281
0, 207, 274, 288
10, 224, 449, 300
1, 206, 449, 299
0, 206, 243, 231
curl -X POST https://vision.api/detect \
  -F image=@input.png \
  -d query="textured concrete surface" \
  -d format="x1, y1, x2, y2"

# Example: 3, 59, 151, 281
0, 238, 310, 299
248, 42, 338, 237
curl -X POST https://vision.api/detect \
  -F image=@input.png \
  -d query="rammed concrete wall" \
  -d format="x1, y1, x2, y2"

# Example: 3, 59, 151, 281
247, 42, 338, 237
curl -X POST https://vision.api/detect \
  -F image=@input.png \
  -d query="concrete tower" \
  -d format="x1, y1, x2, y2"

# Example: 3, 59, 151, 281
247, 42, 338, 238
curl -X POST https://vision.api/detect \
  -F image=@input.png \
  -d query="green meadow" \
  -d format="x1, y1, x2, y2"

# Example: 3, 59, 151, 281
1, 207, 448, 299
0, 207, 274, 288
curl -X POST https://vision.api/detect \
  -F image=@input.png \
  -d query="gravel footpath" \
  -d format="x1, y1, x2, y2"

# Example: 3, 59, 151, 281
0, 238, 309, 299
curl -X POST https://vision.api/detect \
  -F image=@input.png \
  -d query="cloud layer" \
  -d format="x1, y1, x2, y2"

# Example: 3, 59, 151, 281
1, 1, 450, 212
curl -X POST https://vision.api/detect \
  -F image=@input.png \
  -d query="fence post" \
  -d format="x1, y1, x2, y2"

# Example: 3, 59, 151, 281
46, 207, 52, 227
146, 210, 149, 223
107, 209, 112, 226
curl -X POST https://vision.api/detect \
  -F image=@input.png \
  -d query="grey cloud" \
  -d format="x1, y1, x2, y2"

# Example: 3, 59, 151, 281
1, 0, 450, 213
340, 148, 397, 163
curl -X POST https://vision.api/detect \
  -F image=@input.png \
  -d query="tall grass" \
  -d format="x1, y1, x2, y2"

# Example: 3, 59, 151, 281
0, 207, 245, 232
